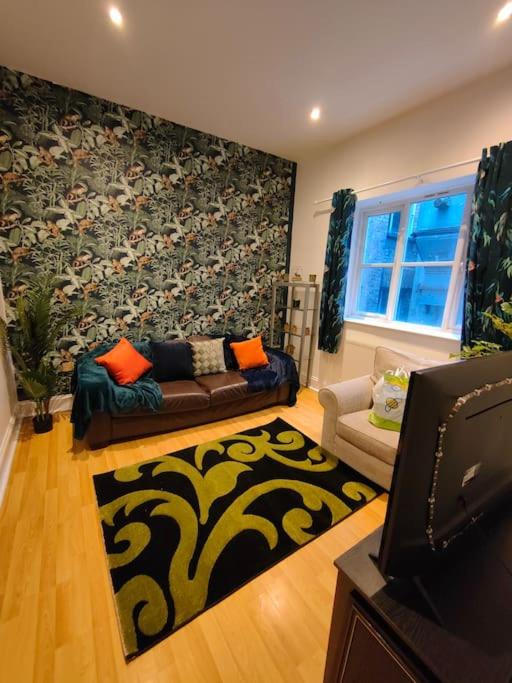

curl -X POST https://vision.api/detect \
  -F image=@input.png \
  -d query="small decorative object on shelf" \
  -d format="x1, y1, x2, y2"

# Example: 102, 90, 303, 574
291, 266, 303, 282
270, 280, 319, 387
308, 274, 317, 283
283, 273, 290, 282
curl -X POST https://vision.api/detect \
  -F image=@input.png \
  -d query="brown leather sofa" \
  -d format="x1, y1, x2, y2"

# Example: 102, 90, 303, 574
86, 337, 291, 449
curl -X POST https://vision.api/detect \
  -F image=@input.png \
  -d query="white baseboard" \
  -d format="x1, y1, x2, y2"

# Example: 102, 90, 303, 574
299, 375, 320, 391
308, 375, 320, 391
0, 416, 20, 507
300, 375, 320, 391
16, 393, 73, 418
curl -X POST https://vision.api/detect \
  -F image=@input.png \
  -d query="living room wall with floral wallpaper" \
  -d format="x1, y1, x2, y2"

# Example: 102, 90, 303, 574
0, 66, 296, 391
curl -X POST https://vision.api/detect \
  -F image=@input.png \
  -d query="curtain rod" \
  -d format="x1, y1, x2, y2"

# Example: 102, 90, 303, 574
313, 157, 480, 206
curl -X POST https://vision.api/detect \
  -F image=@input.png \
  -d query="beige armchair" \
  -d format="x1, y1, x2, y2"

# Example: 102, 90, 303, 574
319, 347, 446, 490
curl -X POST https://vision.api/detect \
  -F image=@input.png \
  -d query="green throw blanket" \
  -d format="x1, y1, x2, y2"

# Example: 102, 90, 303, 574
71, 342, 163, 440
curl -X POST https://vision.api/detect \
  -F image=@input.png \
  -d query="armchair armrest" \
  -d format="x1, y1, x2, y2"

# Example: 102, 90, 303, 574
319, 374, 373, 417
318, 375, 373, 454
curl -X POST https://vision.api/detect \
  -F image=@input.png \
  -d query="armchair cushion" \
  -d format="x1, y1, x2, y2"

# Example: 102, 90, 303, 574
337, 409, 399, 466
372, 346, 446, 384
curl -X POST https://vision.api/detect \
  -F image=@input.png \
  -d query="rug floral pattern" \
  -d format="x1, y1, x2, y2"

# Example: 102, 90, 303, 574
93, 418, 380, 658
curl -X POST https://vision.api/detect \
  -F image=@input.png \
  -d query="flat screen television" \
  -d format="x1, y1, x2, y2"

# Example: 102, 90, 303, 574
378, 350, 512, 579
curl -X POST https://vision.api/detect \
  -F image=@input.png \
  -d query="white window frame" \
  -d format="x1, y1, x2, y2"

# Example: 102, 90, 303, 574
344, 175, 474, 340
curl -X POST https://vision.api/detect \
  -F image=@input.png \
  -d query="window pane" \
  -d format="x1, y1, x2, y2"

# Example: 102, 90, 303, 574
404, 193, 467, 263
357, 267, 392, 314
395, 266, 452, 327
362, 211, 400, 264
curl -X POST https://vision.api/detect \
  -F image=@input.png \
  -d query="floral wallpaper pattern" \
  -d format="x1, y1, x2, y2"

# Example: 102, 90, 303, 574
0, 66, 296, 391
462, 141, 512, 349
318, 189, 356, 354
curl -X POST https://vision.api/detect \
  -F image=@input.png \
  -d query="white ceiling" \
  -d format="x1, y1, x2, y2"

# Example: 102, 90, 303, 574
1, 0, 512, 161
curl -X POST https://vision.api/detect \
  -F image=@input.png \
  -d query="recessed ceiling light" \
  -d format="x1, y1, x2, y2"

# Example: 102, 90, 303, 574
109, 6, 123, 27
497, 2, 512, 23
310, 107, 321, 122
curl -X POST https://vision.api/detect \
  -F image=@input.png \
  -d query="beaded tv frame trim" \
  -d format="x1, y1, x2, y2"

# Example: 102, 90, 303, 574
426, 376, 512, 552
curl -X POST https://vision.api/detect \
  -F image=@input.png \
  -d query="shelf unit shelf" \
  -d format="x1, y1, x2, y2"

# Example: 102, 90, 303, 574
270, 281, 320, 387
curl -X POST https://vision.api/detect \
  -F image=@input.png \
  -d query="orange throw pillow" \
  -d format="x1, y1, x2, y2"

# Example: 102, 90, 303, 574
95, 338, 152, 385
230, 336, 269, 371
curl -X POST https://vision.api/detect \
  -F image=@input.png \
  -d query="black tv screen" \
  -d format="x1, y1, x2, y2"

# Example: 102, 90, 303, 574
378, 351, 512, 579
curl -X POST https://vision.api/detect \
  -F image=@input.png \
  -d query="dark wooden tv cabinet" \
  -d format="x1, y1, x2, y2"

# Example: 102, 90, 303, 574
324, 525, 512, 683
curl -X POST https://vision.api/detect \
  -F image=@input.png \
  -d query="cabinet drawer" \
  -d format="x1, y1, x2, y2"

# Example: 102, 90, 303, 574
339, 605, 419, 683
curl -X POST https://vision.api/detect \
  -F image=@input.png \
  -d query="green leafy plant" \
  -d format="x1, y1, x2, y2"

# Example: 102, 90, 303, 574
0, 277, 76, 428
459, 303, 512, 358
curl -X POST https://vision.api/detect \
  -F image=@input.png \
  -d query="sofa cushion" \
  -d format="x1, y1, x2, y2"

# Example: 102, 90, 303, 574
195, 371, 248, 406
222, 334, 248, 369
372, 346, 447, 385
158, 380, 210, 412
95, 337, 152, 385
230, 336, 269, 371
337, 409, 400, 466
151, 340, 194, 382
190, 338, 227, 376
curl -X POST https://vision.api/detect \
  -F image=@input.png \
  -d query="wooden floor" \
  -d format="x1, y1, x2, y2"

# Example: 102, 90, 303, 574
0, 388, 387, 683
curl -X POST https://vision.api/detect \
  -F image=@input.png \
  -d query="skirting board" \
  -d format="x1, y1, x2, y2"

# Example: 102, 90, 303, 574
16, 393, 73, 418
308, 376, 320, 392
0, 416, 20, 507
299, 372, 320, 391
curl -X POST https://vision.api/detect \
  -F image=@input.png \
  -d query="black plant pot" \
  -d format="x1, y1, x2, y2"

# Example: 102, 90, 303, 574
33, 414, 53, 434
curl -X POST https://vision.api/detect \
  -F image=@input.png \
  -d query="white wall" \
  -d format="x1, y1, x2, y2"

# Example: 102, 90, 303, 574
291, 63, 512, 388
0, 353, 15, 442
0, 279, 17, 503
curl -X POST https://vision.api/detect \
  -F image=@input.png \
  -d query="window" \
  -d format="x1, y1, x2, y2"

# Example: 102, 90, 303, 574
345, 178, 473, 337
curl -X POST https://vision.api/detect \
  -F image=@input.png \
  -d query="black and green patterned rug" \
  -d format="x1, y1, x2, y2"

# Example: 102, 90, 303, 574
93, 417, 381, 658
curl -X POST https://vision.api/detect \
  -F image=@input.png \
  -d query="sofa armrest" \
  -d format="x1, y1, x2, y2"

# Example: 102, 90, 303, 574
318, 375, 373, 454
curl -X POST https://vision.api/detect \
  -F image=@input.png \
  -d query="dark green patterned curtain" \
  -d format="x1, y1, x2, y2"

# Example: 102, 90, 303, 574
318, 189, 357, 353
462, 142, 512, 348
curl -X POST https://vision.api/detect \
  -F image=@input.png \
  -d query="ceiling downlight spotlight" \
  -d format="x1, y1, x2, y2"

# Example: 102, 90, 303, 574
497, 2, 512, 23
109, 6, 123, 27
310, 107, 321, 122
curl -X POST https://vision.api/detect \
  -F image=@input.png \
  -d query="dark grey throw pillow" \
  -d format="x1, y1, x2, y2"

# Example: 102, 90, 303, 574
222, 333, 248, 369
151, 340, 194, 382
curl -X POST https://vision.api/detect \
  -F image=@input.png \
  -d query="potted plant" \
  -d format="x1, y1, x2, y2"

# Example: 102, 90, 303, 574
0, 277, 76, 434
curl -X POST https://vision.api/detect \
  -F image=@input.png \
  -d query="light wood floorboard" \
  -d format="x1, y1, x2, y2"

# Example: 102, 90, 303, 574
0, 388, 387, 683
